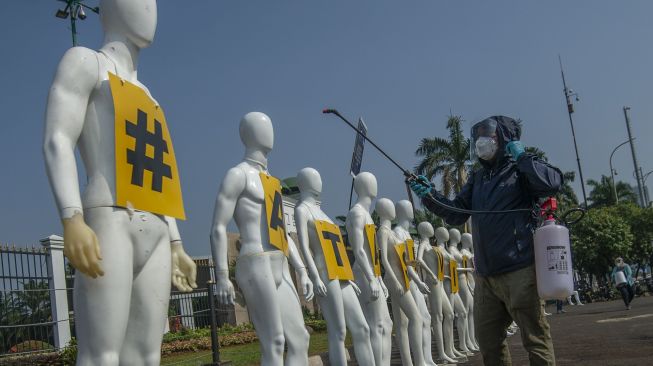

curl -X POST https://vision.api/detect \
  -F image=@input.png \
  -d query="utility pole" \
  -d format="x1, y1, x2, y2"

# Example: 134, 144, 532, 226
559, 56, 588, 208
623, 107, 646, 207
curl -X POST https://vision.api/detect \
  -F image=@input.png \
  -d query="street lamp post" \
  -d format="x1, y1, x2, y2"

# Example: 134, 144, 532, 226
642, 170, 652, 207
55, 0, 99, 46
559, 56, 588, 208
622, 107, 647, 208
609, 138, 634, 204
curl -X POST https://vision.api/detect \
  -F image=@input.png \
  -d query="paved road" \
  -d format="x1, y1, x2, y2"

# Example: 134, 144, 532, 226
467, 295, 653, 366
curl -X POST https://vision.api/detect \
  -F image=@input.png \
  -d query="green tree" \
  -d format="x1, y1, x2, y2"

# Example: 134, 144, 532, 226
571, 207, 633, 281
606, 203, 653, 275
587, 175, 637, 208
414, 115, 471, 198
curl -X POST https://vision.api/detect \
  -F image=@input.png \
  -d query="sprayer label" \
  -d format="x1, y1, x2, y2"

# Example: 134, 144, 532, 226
450, 260, 459, 293
365, 224, 382, 277
395, 243, 411, 291
260, 173, 289, 256
546, 245, 569, 274
315, 220, 354, 281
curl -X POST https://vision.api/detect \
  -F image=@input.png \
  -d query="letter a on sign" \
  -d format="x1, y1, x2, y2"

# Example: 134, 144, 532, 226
109, 73, 185, 219
365, 224, 381, 277
259, 173, 289, 255
436, 249, 445, 281
315, 221, 354, 281
394, 244, 410, 291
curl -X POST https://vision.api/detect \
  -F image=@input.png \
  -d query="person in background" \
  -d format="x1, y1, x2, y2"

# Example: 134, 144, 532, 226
611, 257, 635, 310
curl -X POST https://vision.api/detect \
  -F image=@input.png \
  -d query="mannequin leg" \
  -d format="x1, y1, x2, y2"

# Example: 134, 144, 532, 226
342, 283, 375, 366
452, 293, 471, 354
566, 295, 574, 305
75, 209, 133, 366
573, 290, 583, 305
459, 277, 479, 351
119, 233, 171, 365
278, 257, 310, 366
396, 288, 425, 365
317, 280, 348, 366
388, 287, 412, 366
235, 254, 285, 366
355, 270, 391, 366
410, 283, 437, 366
427, 285, 457, 363
440, 285, 462, 358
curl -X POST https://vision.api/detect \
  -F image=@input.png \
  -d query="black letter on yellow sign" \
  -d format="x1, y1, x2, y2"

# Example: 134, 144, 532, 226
270, 191, 285, 233
322, 231, 344, 267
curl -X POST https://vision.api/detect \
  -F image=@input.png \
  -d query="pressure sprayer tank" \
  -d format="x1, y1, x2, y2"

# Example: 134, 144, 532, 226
534, 198, 574, 300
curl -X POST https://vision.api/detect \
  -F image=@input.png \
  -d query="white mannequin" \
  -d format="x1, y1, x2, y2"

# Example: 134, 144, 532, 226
393, 201, 437, 366
460, 233, 479, 347
43, 1, 196, 364
209, 112, 314, 366
448, 229, 479, 352
347, 172, 392, 366
434, 227, 467, 360
294, 168, 375, 366
376, 198, 425, 366
460, 233, 476, 293
567, 291, 584, 305
443, 229, 473, 356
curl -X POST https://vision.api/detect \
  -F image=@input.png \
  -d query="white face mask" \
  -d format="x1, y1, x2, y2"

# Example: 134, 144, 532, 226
475, 137, 498, 161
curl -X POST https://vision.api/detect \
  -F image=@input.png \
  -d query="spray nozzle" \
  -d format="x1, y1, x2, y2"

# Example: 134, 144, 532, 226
540, 197, 558, 221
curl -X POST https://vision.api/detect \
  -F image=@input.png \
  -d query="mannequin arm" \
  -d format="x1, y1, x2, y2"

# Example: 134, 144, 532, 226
44, 48, 103, 278
286, 235, 314, 301
44, 47, 98, 220
166, 217, 197, 292
417, 241, 438, 282
378, 229, 402, 293
407, 266, 429, 293
294, 206, 326, 297
209, 168, 245, 305
346, 212, 375, 282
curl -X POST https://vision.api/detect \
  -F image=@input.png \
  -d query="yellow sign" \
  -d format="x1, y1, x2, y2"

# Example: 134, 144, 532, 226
315, 221, 354, 281
435, 248, 445, 281
405, 239, 416, 265
259, 173, 289, 255
109, 73, 185, 219
450, 260, 459, 293
394, 244, 411, 291
365, 224, 381, 277
462, 256, 469, 284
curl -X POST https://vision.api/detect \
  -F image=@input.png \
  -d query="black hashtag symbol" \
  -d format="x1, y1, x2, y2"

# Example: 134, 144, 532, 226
125, 109, 172, 192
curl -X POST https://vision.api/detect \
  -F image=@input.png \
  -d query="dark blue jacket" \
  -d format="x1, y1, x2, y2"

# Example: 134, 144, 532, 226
422, 116, 563, 276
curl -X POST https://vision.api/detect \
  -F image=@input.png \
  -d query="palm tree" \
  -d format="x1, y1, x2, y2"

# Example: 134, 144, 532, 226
414, 115, 471, 198
587, 175, 638, 208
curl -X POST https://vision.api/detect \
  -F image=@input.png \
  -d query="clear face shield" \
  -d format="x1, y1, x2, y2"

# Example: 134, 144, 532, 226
470, 119, 499, 162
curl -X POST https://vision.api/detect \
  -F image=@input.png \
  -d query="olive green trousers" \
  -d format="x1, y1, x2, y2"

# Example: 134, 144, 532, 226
474, 265, 556, 366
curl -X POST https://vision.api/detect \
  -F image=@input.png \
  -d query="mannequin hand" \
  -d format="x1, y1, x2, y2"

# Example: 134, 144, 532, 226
349, 280, 362, 296
298, 268, 314, 301
379, 277, 389, 299
171, 242, 198, 292
62, 214, 104, 278
369, 278, 381, 300
417, 280, 430, 294
408, 175, 433, 198
314, 276, 328, 297
215, 275, 235, 305
505, 140, 525, 160
394, 280, 405, 295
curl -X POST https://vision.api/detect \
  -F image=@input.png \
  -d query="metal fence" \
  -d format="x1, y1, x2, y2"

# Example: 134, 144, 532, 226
0, 244, 63, 356
0, 241, 238, 363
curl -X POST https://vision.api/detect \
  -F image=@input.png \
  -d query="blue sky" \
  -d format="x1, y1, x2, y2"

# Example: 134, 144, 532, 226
1, 1, 652, 255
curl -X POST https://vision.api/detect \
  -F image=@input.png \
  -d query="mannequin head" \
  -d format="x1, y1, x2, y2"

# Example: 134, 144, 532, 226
239, 112, 274, 155
615, 257, 625, 268
417, 221, 434, 240
375, 198, 395, 221
354, 172, 378, 199
100, 0, 157, 48
434, 227, 449, 244
461, 233, 473, 250
395, 200, 414, 222
297, 167, 322, 199
448, 228, 461, 245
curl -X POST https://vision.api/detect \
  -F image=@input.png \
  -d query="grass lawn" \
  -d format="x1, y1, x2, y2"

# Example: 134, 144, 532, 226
160, 331, 351, 366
